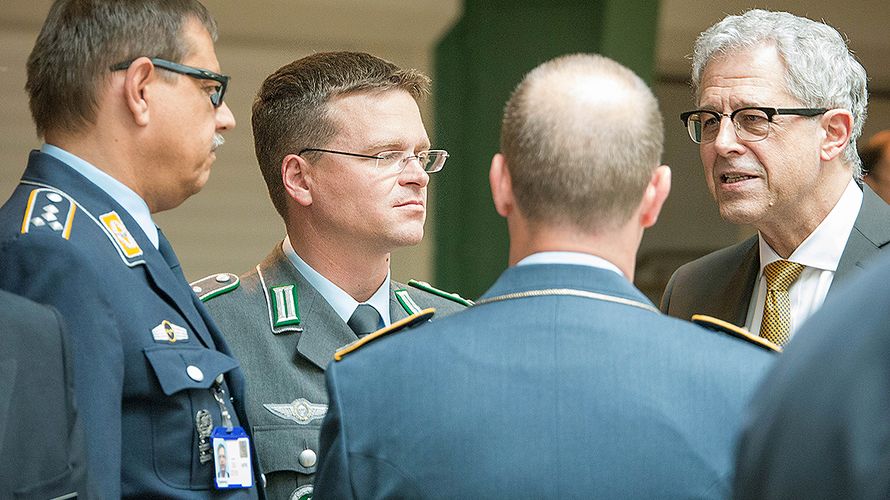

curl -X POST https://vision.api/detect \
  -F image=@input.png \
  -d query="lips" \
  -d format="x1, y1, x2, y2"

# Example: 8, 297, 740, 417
395, 200, 424, 208
721, 173, 758, 184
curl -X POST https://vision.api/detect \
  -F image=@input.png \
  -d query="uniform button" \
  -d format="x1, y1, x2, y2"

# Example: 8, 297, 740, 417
186, 365, 204, 382
192, 285, 202, 293
216, 273, 231, 283
215, 374, 225, 385
298, 448, 317, 468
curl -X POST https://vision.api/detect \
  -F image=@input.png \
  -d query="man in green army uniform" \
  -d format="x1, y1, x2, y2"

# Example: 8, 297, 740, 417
192, 52, 469, 499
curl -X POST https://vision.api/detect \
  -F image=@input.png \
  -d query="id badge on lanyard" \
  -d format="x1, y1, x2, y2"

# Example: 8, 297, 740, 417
210, 378, 253, 489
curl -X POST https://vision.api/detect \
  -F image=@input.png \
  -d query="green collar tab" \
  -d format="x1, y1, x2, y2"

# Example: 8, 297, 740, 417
270, 283, 300, 327
394, 288, 422, 315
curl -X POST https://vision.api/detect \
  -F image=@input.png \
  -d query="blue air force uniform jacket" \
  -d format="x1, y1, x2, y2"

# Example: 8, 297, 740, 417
314, 264, 776, 498
0, 289, 88, 498
0, 151, 256, 498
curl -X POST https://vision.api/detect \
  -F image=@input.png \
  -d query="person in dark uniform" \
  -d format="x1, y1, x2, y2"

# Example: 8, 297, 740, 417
734, 251, 890, 499
194, 51, 469, 499
0, 289, 87, 498
313, 53, 776, 498
0, 1, 256, 497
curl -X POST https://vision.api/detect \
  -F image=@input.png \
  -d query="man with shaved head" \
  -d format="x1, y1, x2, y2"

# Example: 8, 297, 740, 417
313, 53, 774, 497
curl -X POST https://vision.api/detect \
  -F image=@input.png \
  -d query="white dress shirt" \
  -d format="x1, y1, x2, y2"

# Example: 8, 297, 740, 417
282, 236, 391, 328
42, 143, 159, 248
745, 179, 863, 339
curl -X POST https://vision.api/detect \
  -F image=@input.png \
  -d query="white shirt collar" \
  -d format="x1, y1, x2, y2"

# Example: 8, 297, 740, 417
758, 178, 863, 271
516, 251, 625, 278
41, 144, 159, 249
282, 236, 391, 327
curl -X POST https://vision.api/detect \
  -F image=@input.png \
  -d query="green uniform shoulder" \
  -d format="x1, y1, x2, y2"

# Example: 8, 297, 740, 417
691, 314, 781, 353
190, 273, 240, 302
334, 309, 435, 361
407, 279, 474, 307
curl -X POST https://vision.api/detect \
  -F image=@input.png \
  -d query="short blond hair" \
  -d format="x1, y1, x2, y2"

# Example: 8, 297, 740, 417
500, 53, 663, 231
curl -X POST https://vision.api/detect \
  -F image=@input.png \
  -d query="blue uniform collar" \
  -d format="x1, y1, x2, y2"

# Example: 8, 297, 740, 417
40, 144, 158, 249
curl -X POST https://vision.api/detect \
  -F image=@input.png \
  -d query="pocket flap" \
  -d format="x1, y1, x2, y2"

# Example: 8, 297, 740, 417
144, 345, 239, 396
253, 426, 320, 475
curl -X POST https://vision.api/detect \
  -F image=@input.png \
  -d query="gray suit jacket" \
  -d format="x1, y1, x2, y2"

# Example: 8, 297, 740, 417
200, 245, 467, 500
661, 184, 890, 326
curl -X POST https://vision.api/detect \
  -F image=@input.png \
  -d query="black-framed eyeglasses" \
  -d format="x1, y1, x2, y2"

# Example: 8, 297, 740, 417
298, 148, 449, 173
680, 107, 828, 144
110, 57, 229, 108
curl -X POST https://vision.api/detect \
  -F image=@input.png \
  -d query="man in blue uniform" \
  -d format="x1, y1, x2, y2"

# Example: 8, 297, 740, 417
0, 1, 255, 497
0, 290, 87, 498
313, 54, 776, 497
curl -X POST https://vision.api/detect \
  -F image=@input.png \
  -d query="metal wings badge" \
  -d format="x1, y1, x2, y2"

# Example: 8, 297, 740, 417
263, 398, 327, 425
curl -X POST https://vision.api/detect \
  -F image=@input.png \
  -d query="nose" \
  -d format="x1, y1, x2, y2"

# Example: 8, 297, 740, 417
711, 114, 744, 157
216, 102, 236, 131
398, 156, 430, 188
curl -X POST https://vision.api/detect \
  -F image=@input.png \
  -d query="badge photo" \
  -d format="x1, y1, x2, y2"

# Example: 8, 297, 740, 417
212, 427, 253, 489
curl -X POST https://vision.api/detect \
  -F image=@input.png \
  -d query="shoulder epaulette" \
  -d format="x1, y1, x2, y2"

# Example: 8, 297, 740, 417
407, 279, 474, 307
190, 273, 240, 302
20, 187, 77, 240
691, 314, 781, 353
334, 308, 435, 361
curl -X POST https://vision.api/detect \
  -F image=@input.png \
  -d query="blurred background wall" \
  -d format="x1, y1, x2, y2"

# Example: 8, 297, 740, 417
2, 0, 888, 303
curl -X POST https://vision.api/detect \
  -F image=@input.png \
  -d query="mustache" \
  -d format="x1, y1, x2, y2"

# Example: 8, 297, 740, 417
211, 133, 225, 152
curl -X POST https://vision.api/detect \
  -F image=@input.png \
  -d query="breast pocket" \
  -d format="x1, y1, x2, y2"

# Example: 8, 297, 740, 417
252, 425, 321, 497
143, 345, 240, 489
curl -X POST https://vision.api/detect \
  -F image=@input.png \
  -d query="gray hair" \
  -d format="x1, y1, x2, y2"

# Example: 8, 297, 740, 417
691, 9, 868, 175
500, 53, 664, 232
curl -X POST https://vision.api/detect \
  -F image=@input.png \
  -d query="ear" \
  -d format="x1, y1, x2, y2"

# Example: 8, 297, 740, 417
122, 57, 155, 127
282, 154, 313, 207
819, 109, 853, 162
639, 165, 671, 229
489, 153, 515, 218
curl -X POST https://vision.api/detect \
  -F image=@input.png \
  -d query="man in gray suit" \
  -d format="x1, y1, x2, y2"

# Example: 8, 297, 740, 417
661, 10, 890, 346
313, 53, 775, 498
194, 52, 468, 499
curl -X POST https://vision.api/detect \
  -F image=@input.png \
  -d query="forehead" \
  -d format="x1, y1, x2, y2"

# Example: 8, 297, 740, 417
698, 44, 796, 108
327, 89, 429, 149
179, 17, 221, 72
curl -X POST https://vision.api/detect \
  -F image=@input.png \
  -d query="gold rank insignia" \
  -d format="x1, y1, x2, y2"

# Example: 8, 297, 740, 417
100, 211, 143, 258
691, 314, 781, 353
334, 308, 435, 361
20, 188, 77, 240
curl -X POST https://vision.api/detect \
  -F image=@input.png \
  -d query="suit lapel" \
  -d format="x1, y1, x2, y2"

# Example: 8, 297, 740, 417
257, 246, 358, 371
715, 237, 759, 327
834, 184, 890, 293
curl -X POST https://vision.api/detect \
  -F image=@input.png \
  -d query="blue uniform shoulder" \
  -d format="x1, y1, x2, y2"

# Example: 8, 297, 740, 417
692, 314, 781, 353
334, 309, 435, 361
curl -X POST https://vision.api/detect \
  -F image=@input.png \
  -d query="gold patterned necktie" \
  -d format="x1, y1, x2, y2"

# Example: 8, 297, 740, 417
759, 260, 805, 346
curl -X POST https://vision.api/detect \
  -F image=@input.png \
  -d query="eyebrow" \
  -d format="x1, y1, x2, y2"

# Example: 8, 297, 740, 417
364, 139, 431, 153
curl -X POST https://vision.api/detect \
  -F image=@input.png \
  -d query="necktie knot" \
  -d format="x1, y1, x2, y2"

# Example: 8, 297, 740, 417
763, 260, 805, 291
348, 304, 383, 338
